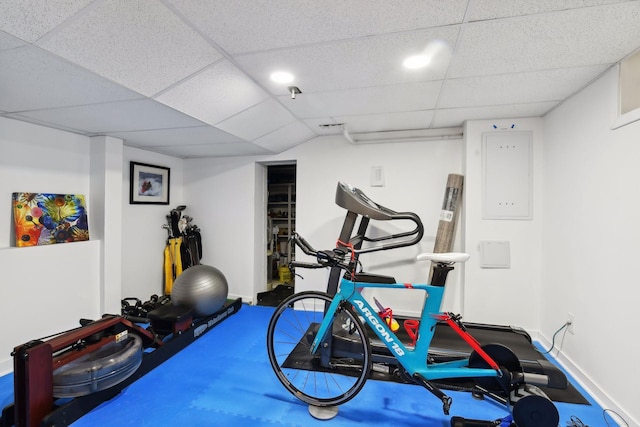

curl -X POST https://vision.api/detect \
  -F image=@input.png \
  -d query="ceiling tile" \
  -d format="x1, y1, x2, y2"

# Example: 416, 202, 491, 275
467, 0, 626, 21
0, 0, 93, 43
109, 125, 245, 148
13, 99, 204, 133
2, 113, 88, 134
235, 26, 458, 94
0, 45, 142, 112
171, 0, 467, 54
303, 118, 344, 135
1, 0, 639, 158
431, 102, 559, 128
252, 122, 316, 152
0, 30, 27, 51
335, 110, 435, 133
215, 99, 296, 141
439, 65, 609, 108
279, 81, 443, 118
37, 0, 222, 96
450, 2, 640, 78
156, 59, 270, 126
150, 142, 272, 158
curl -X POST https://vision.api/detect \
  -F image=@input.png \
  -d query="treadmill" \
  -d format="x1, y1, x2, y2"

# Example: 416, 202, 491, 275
323, 182, 575, 402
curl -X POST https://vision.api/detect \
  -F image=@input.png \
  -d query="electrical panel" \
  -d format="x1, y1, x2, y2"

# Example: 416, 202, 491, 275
482, 131, 532, 220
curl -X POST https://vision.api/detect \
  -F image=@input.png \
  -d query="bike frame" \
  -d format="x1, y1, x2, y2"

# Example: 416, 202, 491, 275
311, 277, 502, 382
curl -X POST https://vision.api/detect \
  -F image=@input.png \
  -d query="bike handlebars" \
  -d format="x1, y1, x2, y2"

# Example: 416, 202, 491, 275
289, 231, 467, 275
288, 233, 351, 271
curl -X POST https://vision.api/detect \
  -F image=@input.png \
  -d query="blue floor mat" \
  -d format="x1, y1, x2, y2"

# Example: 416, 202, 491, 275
0, 305, 619, 426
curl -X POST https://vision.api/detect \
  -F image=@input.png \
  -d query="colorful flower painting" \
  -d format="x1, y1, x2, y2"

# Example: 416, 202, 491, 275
12, 193, 90, 247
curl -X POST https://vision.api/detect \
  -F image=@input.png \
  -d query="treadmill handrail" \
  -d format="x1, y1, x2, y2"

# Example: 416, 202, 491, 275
334, 182, 424, 254
351, 211, 423, 255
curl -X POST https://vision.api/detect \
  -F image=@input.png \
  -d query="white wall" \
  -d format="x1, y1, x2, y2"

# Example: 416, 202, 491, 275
181, 156, 260, 302
183, 136, 464, 312
91, 136, 124, 314
121, 146, 184, 300
0, 120, 188, 375
0, 117, 101, 374
462, 118, 544, 330
542, 67, 640, 426
291, 136, 465, 315
0, 118, 185, 376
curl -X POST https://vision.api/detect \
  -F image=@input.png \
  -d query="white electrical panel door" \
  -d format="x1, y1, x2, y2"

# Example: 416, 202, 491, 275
482, 131, 532, 220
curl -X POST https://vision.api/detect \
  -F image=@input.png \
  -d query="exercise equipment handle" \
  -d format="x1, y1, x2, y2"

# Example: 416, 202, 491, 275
334, 182, 424, 254
356, 211, 424, 255
123, 316, 151, 324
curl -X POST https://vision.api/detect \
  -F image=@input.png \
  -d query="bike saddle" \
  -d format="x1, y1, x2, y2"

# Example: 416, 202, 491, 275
416, 252, 470, 263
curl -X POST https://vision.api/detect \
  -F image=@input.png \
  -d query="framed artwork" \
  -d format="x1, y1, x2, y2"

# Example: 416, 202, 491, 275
12, 192, 90, 247
130, 162, 170, 205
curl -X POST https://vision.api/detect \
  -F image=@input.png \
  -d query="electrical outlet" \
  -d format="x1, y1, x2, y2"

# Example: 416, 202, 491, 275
567, 313, 575, 334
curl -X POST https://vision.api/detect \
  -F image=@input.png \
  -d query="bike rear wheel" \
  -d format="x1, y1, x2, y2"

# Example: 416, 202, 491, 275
266, 291, 371, 407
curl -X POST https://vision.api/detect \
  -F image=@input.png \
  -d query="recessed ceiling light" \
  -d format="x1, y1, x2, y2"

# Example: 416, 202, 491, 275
270, 71, 295, 84
403, 54, 430, 70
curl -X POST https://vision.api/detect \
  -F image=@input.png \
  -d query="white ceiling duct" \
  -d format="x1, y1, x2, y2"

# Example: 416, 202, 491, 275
344, 127, 463, 145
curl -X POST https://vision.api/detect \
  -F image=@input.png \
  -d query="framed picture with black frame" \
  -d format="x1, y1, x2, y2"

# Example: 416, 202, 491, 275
129, 161, 170, 205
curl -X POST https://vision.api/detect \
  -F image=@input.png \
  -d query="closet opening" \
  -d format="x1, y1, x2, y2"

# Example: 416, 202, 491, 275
259, 164, 296, 306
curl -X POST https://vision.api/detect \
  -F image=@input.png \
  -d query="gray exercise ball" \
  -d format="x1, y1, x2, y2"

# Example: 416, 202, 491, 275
171, 264, 229, 316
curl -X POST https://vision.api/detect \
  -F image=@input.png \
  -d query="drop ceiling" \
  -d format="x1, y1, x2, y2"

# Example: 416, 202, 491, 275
1, 0, 639, 158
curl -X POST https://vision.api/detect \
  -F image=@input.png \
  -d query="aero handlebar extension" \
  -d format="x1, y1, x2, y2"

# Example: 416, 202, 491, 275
288, 233, 351, 271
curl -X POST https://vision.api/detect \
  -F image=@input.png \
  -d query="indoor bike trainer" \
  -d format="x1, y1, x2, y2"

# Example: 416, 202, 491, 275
266, 180, 564, 427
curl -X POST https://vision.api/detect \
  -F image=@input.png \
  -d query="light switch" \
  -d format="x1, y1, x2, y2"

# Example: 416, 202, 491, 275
370, 166, 384, 187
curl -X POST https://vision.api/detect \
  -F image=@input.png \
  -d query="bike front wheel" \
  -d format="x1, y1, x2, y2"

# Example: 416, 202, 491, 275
266, 291, 371, 407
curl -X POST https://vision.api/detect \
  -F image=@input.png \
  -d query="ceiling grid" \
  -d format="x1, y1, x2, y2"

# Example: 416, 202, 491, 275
0, 0, 638, 157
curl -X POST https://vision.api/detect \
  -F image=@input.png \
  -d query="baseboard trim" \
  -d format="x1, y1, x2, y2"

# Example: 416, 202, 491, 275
0, 359, 11, 377
534, 330, 635, 427
229, 293, 253, 306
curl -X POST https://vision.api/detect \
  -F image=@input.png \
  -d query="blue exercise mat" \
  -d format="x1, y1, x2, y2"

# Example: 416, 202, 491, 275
0, 305, 618, 426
